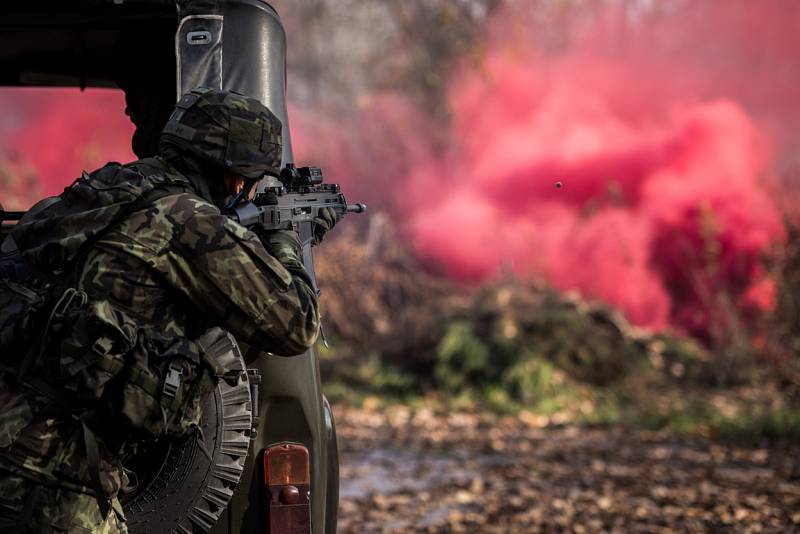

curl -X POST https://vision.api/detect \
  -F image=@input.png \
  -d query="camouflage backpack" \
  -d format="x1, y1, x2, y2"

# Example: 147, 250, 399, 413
0, 160, 246, 514
0, 162, 166, 376
0, 161, 234, 433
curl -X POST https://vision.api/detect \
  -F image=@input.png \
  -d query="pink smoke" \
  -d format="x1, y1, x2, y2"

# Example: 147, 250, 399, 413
293, 1, 790, 340
0, 87, 134, 202
401, 2, 788, 337
405, 64, 782, 333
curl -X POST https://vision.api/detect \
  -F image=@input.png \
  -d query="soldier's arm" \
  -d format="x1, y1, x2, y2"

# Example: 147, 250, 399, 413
149, 194, 320, 355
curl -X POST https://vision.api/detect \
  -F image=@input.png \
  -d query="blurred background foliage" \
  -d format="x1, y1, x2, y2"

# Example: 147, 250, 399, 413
265, 0, 800, 441
314, 220, 800, 442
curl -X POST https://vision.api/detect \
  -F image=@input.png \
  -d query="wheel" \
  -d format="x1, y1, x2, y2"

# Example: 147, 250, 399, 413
122, 352, 252, 534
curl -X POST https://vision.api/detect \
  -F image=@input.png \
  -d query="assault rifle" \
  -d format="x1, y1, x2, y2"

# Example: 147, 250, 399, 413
228, 163, 366, 307
1, 166, 365, 245
229, 163, 366, 232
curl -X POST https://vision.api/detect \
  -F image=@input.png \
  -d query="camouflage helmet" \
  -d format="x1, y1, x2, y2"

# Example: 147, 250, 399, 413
159, 87, 283, 179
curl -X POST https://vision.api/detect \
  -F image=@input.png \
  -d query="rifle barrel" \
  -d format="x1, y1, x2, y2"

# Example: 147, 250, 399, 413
347, 203, 367, 213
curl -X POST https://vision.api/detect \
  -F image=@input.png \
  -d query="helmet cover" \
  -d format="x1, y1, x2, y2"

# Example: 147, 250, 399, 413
159, 87, 283, 179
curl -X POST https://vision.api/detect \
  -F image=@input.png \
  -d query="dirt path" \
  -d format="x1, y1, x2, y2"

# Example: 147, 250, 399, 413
333, 405, 800, 533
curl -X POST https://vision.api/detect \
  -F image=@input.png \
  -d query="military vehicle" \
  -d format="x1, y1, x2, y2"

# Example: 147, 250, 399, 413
0, 1, 340, 532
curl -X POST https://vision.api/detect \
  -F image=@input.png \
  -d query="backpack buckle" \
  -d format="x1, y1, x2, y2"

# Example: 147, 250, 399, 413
52, 287, 88, 318
92, 336, 113, 357
163, 364, 183, 398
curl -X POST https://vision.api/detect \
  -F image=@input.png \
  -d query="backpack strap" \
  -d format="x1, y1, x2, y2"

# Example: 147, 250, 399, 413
81, 417, 110, 518
17, 287, 87, 382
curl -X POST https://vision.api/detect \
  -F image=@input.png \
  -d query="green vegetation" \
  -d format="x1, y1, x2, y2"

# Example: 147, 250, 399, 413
317, 225, 800, 443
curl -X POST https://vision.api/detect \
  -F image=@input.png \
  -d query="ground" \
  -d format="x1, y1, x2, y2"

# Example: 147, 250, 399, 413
334, 405, 800, 533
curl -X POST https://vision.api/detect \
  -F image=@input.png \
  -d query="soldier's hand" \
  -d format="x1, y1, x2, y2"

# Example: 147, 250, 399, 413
312, 207, 339, 245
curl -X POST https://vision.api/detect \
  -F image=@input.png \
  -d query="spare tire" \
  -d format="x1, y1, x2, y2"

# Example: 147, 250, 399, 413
121, 349, 253, 534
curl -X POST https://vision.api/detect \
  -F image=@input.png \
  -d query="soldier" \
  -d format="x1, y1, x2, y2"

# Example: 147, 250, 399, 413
0, 88, 337, 533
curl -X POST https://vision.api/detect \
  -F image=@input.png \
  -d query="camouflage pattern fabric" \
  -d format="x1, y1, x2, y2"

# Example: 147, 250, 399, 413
0, 279, 49, 361
76, 159, 319, 353
0, 153, 319, 530
0, 469, 126, 533
160, 86, 283, 179
0, 373, 128, 533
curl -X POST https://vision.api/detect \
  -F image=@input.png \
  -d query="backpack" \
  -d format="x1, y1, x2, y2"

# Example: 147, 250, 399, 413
0, 161, 238, 512
0, 161, 172, 382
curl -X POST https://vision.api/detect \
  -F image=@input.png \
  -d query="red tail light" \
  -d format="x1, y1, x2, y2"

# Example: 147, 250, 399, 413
263, 443, 311, 534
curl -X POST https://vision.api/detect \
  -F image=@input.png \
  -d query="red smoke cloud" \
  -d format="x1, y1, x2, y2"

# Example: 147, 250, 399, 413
0, 87, 134, 204
404, 59, 782, 337
294, 1, 792, 341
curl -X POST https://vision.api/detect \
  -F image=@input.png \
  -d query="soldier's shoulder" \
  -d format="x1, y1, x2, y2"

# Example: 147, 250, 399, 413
125, 156, 180, 180
153, 193, 258, 248
150, 192, 220, 224
83, 158, 183, 189
85, 160, 140, 184
113, 192, 218, 255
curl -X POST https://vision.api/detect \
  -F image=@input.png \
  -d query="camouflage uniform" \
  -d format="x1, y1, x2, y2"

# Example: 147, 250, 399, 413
0, 89, 322, 533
